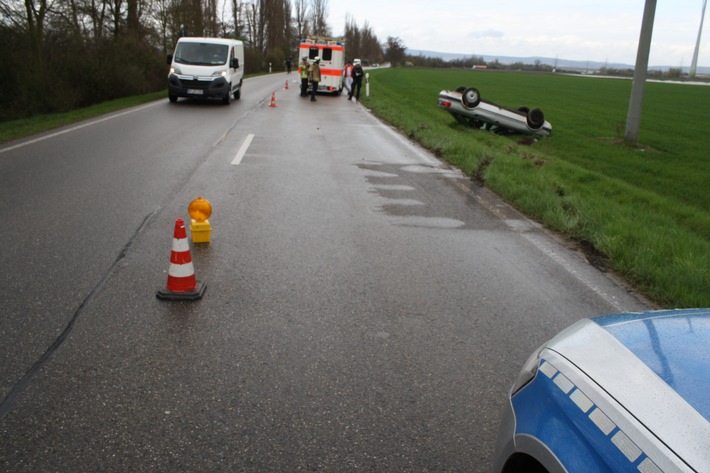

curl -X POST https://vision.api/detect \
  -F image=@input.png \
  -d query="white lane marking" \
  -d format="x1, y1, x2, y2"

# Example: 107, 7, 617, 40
0, 101, 161, 154
231, 134, 254, 165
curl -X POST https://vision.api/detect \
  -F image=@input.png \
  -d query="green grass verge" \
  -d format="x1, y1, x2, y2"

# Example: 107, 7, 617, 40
361, 68, 710, 308
0, 91, 167, 143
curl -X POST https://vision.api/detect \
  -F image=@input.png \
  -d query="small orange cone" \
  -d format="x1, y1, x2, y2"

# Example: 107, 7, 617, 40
269, 91, 278, 107
157, 218, 206, 301
284, 80, 289, 90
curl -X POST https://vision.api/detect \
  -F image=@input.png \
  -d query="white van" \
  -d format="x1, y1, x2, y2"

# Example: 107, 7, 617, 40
167, 37, 244, 105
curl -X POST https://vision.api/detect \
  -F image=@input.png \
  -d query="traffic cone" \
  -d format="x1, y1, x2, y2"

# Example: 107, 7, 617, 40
270, 91, 278, 107
157, 218, 206, 301
284, 80, 289, 90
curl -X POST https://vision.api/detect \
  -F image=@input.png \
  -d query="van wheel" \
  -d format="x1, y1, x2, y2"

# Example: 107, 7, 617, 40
527, 108, 545, 129
234, 87, 241, 100
462, 88, 481, 108
169, 94, 178, 103
223, 85, 231, 105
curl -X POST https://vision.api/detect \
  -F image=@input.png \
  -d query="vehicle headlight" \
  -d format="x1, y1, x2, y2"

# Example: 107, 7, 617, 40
170, 66, 182, 75
212, 70, 227, 78
510, 344, 547, 395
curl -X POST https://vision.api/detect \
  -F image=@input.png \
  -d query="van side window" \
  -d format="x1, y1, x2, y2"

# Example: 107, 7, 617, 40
322, 48, 332, 61
309, 47, 318, 59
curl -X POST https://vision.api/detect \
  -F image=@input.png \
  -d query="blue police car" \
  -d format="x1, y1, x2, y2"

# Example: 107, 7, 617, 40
494, 309, 710, 473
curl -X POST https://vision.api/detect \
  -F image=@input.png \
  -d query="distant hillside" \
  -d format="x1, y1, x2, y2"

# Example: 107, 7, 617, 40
406, 49, 710, 75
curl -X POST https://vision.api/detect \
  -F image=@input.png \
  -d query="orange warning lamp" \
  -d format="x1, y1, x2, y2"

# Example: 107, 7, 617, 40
188, 197, 212, 243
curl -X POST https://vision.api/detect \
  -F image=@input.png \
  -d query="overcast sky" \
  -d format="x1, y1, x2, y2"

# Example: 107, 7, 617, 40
327, 0, 709, 67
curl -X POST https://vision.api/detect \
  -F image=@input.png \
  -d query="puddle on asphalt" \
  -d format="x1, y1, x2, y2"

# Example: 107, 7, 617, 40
358, 162, 470, 230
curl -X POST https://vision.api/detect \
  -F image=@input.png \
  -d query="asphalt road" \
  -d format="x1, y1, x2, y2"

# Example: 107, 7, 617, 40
0, 73, 649, 471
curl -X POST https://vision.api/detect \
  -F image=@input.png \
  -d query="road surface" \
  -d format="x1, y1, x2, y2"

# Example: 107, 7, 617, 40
0, 73, 649, 471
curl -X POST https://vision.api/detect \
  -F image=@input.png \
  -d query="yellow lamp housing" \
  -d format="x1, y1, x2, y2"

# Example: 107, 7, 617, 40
188, 197, 212, 243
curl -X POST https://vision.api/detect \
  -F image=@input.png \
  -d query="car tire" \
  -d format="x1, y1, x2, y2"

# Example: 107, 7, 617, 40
223, 85, 231, 105
527, 108, 545, 129
462, 88, 481, 108
235, 80, 242, 100
169, 94, 178, 103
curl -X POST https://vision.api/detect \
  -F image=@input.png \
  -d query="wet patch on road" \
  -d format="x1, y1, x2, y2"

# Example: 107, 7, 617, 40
357, 162, 505, 231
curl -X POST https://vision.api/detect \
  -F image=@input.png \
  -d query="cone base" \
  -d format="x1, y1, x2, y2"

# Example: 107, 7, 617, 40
156, 280, 207, 301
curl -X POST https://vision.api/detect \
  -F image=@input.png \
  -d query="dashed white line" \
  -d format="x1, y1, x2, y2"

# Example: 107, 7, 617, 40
231, 133, 254, 165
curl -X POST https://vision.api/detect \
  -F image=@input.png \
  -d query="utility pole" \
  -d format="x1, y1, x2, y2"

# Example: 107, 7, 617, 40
625, 0, 657, 144
690, 0, 708, 79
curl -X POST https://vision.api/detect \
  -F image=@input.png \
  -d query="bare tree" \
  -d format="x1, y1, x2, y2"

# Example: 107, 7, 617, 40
293, 0, 308, 38
384, 36, 406, 67
343, 15, 382, 63
22, 0, 53, 61
203, 0, 219, 36
265, 0, 286, 52
344, 13, 359, 57
360, 21, 382, 62
309, 0, 328, 36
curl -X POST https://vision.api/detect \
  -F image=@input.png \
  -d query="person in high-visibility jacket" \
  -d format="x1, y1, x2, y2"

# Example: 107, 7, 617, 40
299, 56, 310, 97
308, 57, 321, 102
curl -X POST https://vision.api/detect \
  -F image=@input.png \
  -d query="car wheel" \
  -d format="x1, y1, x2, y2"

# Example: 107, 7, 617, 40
169, 94, 178, 103
527, 108, 545, 129
234, 87, 241, 100
462, 88, 481, 108
223, 85, 231, 105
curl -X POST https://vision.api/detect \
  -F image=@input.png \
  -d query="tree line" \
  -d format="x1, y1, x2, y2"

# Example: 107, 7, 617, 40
0, 0, 399, 122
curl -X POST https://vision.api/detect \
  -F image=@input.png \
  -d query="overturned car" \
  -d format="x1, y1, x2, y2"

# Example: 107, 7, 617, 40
437, 87, 552, 136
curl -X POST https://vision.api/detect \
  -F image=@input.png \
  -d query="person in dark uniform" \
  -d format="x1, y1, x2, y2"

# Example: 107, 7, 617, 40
349, 59, 364, 101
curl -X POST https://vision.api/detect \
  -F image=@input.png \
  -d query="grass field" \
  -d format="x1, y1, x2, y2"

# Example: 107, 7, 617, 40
361, 69, 710, 308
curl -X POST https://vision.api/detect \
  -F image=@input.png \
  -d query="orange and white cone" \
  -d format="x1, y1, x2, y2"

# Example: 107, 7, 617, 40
284, 80, 289, 90
269, 91, 278, 107
156, 218, 206, 301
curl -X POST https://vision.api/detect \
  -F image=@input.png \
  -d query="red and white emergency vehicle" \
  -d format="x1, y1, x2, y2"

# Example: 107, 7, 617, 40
298, 37, 345, 94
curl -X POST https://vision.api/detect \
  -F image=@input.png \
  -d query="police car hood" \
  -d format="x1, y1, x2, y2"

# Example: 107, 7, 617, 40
546, 309, 710, 470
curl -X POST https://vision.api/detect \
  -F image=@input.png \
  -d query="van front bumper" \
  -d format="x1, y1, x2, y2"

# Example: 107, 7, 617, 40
168, 74, 230, 99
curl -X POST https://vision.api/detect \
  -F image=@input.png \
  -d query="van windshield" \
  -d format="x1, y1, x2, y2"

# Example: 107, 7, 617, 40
174, 42, 228, 66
